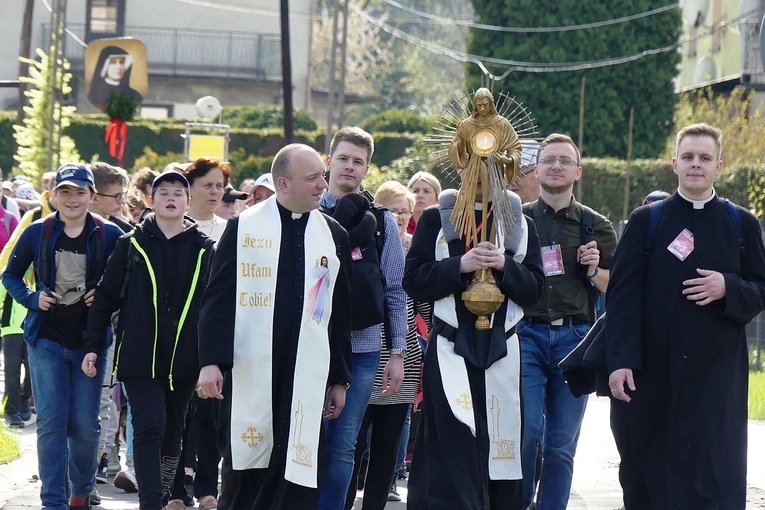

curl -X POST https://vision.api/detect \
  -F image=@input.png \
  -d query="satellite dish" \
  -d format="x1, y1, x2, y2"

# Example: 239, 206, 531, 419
740, 0, 764, 24
682, 0, 709, 27
195, 96, 222, 120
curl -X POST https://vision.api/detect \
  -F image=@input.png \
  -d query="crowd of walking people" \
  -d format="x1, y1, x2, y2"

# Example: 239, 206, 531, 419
0, 111, 762, 510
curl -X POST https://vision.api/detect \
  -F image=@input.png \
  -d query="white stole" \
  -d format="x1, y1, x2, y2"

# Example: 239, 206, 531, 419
433, 215, 527, 480
231, 197, 339, 488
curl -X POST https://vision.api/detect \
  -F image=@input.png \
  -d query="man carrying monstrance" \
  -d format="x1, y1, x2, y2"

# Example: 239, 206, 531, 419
403, 88, 545, 509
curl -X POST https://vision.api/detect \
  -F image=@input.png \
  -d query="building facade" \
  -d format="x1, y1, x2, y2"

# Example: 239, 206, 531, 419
1, 0, 314, 118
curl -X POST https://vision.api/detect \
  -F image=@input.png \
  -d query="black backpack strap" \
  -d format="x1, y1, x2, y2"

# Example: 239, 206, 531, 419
119, 238, 141, 300
722, 199, 746, 255
370, 203, 388, 263
195, 231, 215, 289
579, 206, 596, 279
86, 215, 105, 289
645, 200, 664, 252
368, 202, 393, 350
39, 214, 56, 289
580, 206, 595, 246
579, 205, 603, 320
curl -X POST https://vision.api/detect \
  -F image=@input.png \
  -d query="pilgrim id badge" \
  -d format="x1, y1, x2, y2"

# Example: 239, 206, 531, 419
541, 245, 565, 276
668, 229, 694, 261
351, 247, 363, 261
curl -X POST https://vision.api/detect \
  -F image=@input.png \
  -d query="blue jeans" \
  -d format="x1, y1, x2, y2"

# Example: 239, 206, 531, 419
319, 350, 380, 510
519, 320, 590, 510
28, 338, 106, 509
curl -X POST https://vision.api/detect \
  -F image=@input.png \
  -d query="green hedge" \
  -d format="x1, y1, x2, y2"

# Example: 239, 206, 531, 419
577, 158, 752, 222
1, 108, 755, 215
359, 109, 434, 134
0, 113, 414, 182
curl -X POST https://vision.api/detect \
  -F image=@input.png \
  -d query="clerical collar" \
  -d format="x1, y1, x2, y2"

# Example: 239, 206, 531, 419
677, 188, 716, 210
276, 200, 306, 221
474, 202, 484, 211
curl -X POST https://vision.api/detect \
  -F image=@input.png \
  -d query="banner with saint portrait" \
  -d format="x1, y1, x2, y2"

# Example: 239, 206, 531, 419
84, 38, 148, 111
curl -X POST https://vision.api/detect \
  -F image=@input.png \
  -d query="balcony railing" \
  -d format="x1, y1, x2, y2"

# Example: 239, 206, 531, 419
43, 23, 281, 80
741, 19, 763, 78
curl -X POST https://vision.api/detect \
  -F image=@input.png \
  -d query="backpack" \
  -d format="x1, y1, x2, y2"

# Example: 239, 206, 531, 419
38, 213, 106, 291
322, 190, 389, 334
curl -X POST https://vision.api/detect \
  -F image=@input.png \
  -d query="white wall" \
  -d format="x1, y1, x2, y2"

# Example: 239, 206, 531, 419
0, 0, 312, 111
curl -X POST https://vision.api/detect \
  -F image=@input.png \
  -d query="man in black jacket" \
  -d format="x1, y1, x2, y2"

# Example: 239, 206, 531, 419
607, 123, 765, 509
195, 144, 353, 510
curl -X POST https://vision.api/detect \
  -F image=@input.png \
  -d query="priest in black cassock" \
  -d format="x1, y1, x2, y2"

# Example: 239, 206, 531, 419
403, 164, 544, 508
195, 143, 353, 510
607, 123, 765, 509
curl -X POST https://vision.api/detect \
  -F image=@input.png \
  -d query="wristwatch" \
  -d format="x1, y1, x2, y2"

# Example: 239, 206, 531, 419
390, 348, 407, 360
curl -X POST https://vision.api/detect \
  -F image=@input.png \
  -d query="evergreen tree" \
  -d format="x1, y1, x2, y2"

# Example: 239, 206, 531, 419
13, 47, 80, 181
467, 1, 680, 158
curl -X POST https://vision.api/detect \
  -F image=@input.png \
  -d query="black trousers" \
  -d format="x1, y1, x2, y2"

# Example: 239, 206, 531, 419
2, 334, 31, 415
344, 402, 409, 510
172, 395, 220, 500
124, 377, 195, 510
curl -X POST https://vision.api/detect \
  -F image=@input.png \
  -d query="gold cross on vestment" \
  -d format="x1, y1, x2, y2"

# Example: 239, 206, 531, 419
241, 426, 265, 449
455, 393, 473, 411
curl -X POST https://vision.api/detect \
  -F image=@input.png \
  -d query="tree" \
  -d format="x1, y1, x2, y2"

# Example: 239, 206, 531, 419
467, 1, 681, 159
311, 1, 473, 121
13, 48, 80, 182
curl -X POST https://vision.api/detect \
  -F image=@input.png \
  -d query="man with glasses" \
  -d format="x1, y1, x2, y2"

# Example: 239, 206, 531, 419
519, 133, 617, 510
511, 140, 541, 204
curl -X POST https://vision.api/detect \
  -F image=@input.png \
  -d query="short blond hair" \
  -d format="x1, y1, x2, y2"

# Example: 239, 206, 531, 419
675, 123, 722, 160
374, 180, 414, 212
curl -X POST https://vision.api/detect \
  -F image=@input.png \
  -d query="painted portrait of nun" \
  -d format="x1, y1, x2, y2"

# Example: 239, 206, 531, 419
84, 39, 148, 111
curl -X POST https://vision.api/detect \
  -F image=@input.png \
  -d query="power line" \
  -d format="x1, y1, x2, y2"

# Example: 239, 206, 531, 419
170, 0, 318, 20
382, 0, 679, 33
40, 0, 86, 48
350, 2, 756, 78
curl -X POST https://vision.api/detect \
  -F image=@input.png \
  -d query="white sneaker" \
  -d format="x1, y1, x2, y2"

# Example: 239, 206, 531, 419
114, 468, 138, 493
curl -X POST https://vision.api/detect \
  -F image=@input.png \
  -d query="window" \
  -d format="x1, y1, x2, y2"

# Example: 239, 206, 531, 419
85, 0, 125, 42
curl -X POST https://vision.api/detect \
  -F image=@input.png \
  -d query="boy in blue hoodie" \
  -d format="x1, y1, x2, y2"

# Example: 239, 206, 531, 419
2, 163, 123, 510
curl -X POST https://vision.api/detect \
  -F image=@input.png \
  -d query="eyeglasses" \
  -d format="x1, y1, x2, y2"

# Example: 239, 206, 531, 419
96, 191, 128, 202
538, 156, 579, 168
390, 209, 412, 218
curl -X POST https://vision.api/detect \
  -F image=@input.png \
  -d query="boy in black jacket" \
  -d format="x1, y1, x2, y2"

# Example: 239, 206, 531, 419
82, 171, 215, 510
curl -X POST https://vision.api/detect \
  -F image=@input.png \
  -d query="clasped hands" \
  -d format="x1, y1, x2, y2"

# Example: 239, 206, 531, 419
460, 241, 505, 273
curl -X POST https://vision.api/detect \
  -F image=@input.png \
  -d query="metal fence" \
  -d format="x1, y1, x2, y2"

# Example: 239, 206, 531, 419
43, 23, 281, 80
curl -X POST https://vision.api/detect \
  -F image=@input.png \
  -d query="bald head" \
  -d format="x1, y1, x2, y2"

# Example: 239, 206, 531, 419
272, 144, 328, 213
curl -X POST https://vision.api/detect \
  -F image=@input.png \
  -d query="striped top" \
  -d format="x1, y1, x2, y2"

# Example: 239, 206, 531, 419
369, 297, 430, 405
